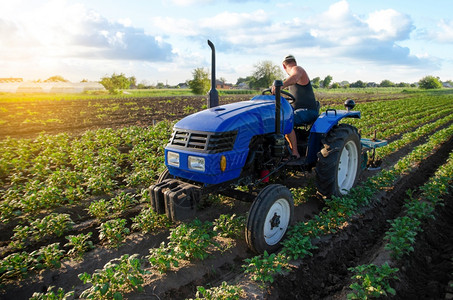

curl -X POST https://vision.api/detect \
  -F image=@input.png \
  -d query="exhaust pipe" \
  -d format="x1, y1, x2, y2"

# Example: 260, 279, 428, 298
207, 40, 219, 108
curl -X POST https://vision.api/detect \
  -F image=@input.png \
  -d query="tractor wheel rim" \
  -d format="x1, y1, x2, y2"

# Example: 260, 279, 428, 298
338, 140, 358, 194
264, 198, 290, 245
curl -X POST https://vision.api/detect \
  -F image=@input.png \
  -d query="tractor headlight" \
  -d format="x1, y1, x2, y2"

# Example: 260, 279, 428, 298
167, 151, 180, 167
188, 156, 205, 172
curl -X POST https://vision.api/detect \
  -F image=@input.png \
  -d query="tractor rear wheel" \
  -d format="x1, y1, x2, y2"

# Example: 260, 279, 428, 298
245, 184, 294, 254
316, 124, 361, 197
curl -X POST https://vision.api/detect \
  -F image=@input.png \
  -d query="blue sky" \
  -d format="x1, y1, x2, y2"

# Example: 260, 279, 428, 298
1, 0, 452, 85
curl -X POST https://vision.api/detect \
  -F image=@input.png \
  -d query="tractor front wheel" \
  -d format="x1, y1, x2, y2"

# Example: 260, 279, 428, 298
245, 184, 294, 254
316, 124, 361, 197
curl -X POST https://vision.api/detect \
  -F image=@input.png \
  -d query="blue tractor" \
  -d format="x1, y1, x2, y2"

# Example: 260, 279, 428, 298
149, 41, 386, 254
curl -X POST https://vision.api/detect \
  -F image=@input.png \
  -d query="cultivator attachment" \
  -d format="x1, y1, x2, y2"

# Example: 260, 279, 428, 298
149, 179, 201, 221
361, 131, 388, 170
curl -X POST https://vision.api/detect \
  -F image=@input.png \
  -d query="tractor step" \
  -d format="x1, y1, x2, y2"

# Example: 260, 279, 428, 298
149, 179, 201, 221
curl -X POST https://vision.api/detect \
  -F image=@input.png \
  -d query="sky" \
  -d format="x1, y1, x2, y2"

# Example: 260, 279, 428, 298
1, 0, 452, 85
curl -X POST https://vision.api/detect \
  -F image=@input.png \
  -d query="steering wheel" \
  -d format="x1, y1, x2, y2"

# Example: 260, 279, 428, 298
261, 88, 296, 104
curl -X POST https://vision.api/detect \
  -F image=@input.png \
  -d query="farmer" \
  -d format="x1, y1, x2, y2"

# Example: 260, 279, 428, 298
272, 54, 318, 160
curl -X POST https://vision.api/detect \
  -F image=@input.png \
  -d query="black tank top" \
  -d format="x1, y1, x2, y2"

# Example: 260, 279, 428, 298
289, 82, 317, 111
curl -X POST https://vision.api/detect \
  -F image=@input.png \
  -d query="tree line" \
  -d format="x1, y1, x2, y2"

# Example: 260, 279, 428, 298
40, 62, 449, 95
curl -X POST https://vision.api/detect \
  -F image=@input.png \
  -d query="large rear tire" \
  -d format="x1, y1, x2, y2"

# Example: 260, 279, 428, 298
316, 124, 361, 197
245, 184, 294, 254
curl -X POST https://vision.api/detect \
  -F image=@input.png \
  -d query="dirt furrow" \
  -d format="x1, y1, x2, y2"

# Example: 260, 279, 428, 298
267, 138, 452, 299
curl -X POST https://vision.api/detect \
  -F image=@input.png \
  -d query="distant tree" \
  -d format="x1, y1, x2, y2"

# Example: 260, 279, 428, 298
100, 73, 131, 94
80, 79, 88, 83
397, 82, 410, 87
311, 77, 321, 89
45, 75, 68, 82
188, 68, 210, 94
236, 77, 252, 85
331, 82, 340, 89
250, 61, 284, 89
322, 75, 333, 88
350, 80, 367, 88
340, 81, 350, 88
128, 76, 137, 89
379, 79, 395, 87
418, 76, 442, 89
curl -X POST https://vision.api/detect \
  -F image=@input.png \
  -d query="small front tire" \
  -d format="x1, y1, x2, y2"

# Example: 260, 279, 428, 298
245, 184, 294, 254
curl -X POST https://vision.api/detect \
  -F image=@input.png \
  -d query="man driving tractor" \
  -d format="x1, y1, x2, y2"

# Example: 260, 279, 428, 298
272, 54, 319, 161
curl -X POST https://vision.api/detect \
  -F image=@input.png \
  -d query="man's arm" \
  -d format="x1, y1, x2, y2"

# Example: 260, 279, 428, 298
282, 66, 304, 89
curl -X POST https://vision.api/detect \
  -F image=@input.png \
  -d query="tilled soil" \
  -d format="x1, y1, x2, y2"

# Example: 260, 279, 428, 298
269, 137, 453, 300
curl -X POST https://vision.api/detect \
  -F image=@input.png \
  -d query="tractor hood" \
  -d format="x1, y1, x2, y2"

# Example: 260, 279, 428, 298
164, 95, 293, 185
174, 95, 293, 136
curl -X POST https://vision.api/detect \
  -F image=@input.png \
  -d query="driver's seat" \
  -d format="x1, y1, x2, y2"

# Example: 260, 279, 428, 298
294, 100, 321, 130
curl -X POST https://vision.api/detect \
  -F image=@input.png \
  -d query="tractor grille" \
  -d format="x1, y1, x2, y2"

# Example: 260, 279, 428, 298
169, 129, 237, 153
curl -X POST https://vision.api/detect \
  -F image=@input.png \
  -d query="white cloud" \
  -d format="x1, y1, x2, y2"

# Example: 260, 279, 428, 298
0, 0, 174, 63
429, 19, 453, 43
366, 9, 413, 41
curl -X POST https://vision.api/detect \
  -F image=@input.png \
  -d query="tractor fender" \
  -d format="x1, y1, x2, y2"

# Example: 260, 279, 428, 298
310, 109, 360, 134
305, 109, 361, 165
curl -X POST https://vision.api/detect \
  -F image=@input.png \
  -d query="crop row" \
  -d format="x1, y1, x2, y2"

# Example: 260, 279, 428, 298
343, 94, 453, 139
348, 149, 453, 299
0, 121, 173, 223
1, 213, 246, 299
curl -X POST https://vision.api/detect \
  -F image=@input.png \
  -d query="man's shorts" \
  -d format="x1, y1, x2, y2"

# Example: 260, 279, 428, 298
293, 108, 319, 126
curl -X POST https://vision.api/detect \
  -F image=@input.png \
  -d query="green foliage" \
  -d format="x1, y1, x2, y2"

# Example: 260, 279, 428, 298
379, 79, 395, 87
348, 263, 398, 299
31, 243, 65, 269
384, 216, 420, 259
281, 233, 317, 260
147, 242, 179, 273
131, 206, 171, 233
98, 218, 130, 248
10, 213, 74, 249
168, 219, 218, 260
110, 192, 137, 213
188, 68, 210, 95
79, 254, 147, 300
311, 77, 320, 88
29, 286, 74, 300
418, 75, 442, 89
189, 282, 244, 300
213, 214, 246, 238
100, 73, 131, 94
242, 251, 290, 286
65, 232, 95, 259
250, 60, 284, 89
88, 199, 112, 221
322, 75, 333, 88
147, 219, 218, 273
0, 251, 33, 280
350, 80, 367, 88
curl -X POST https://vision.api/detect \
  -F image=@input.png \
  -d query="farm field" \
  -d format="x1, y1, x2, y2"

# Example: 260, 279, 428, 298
0, 88, 452, 299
